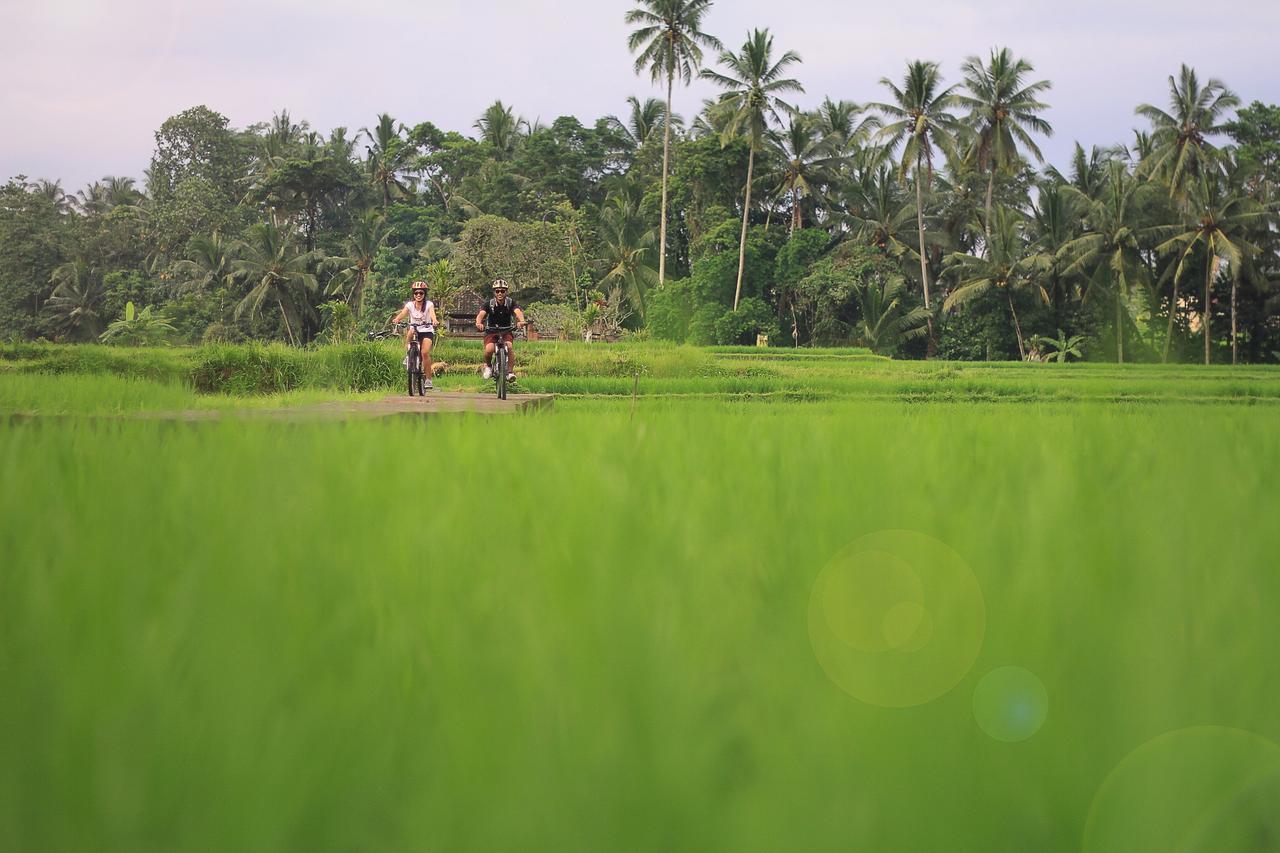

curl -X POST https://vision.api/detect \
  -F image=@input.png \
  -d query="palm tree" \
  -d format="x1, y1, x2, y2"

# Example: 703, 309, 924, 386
838, 161, 919, 262
956, 47, 1054, 238
474, 101, 527, 159
76, 181, 110, 216
46, 260, 105, 340
944, 206, 1050, 359
1047, 143, 1118, 198
626, 0, 722, 288
233, 222, 319, 346
871, 60, 962, 316
812, 98, 879, 159
765, 112, 838, 233
1155, 168, 1265, 364
853, 272, 930, 355
1136, 65, 1239, 198
362, 114, 415, 206
326, 210, 389, 317
607, 96, 683, 150
597, 190, 659, 318
1059, 162, 1159, 363
701, 28, 803, 310
30, 179, 71, 214
1028, 182, 1079, 312
104, 176, 143, 207
174, 232, 238, 296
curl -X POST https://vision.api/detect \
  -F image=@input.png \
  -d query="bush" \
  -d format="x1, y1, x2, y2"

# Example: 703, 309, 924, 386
190, 344, 303, 395
312, 343, 400, 391
714, 297, 780, 346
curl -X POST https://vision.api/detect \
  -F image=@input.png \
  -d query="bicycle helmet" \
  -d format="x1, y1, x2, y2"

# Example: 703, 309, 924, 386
491, 279, 509, 291
411, 281, 428, 296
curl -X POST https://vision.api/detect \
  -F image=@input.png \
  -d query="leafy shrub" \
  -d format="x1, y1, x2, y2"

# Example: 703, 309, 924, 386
313, 343, 400, 391
714, 297, 780, 346
191, 344, 303, 395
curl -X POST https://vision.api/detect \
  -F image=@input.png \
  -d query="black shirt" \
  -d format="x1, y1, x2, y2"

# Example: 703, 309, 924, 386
484, 297, 519, 329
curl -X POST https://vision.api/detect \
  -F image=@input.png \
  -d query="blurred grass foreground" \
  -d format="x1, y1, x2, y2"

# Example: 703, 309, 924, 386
2, 345, 1280, 851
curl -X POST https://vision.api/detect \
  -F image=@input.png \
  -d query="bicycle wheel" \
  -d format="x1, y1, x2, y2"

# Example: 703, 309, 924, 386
407, 346, 420, 396
496, 345, 507, 400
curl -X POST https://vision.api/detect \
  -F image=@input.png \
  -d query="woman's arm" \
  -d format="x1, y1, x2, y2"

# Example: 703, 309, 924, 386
391, 306, 408, 324
428, 303, 439, 326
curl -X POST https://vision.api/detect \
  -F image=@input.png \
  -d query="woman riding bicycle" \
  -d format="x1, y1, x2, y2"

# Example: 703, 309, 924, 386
391, 282, 437, 389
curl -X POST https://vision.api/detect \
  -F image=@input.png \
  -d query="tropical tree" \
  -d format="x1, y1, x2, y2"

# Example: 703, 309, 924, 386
233, 222, 319, 345
1156, 168, 1266, 364
1030, 329, 1085, 363
1028, 182, 1079, 311
474, 101, 527, 159
607, 96, 682, 150
173, 232, 238, 296
701, 28, 803, 310
944, 206, 1049, 359
100, 301, 177, 346
326, 209, 389, 317
626, 0, 722, 287
46, 260, 105, 340
956, 47, 1054, 237
30, 179, 71, 214
812, 98, 878, 158
838, 161, 919, 262
1059, 162, 1159, 363
362, 114, 415, 206
597, 190, 658, 317
853, 271, 930, 355
765, 112, 838, 233
1136, 65, 1240, 198
872, 60, 962, 316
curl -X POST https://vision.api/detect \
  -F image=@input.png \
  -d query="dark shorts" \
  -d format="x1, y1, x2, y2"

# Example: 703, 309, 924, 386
412, 329, 435, 343
484, 332, 514, 347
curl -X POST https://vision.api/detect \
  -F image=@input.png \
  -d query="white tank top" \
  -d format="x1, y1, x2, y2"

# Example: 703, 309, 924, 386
404, 300, 435, 331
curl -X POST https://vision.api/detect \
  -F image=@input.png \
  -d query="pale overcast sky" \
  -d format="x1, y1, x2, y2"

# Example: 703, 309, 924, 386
2, 0, 1278, 190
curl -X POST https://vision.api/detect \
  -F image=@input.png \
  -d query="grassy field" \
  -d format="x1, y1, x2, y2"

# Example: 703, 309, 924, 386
3, 346, 1280, 851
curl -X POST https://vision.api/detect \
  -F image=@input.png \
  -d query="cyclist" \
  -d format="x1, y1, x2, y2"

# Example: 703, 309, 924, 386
391, 282, 437, 390
476, 279, 526, 382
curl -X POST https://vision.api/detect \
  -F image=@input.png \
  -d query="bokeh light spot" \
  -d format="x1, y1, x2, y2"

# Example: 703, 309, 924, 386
971, 666, 1048, 742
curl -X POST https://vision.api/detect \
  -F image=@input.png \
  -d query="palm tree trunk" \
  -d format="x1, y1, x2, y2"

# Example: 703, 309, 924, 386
914, 159, 936, 358
791, 184, 801, 235
733, 146, 755, 312
1007, 292, 1026, 360
277, 296, 297, 346
658, 72, 673, 288
984, 168, 996, 246
1204, 254, 1217, 366
1116, 288, 1124, 364
1163, 275, 1180, 363
1231, 271, 1239, 365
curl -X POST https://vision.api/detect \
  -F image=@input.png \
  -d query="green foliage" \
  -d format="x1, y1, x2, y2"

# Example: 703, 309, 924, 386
191, 343, 305, 394
451, 214, 574, 303
317, 300, 357, 344
713, 297, 779, 345
100, 302, 178, 347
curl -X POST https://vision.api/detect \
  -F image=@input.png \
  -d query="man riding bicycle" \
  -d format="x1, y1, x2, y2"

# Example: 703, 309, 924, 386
476, 279, 526, 382
391, 281, 438, 390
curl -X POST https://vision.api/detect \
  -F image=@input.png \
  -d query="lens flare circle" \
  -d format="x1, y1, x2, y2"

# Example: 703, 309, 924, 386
971, 666, 1048, 742
1084, 726, 1280, 853
808, 530, 985, 708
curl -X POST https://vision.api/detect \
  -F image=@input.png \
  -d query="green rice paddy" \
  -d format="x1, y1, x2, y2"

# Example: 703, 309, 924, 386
2, 345, 1278, 851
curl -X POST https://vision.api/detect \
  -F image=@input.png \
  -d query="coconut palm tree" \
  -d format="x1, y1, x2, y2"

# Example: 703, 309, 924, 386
944, 206, 1050, 359
1136, 65, 1239, 199
812, 98, 879, 159
362, 114, 415, 206
701, 28, 803, 310
607, 96, 683, 150
765, 112, 838, 233
173, 232, 238, 296
853, 272, 930, 356
473, 101, 527, 159
46, 260, 105, 340
871, 60, 962, 316
597, 190, 659, 318
30, 179, 71, 214
233, 222, 319, 346
1028, 182, 1079, 312
838, 161, 920, 262
1059, 161, 1160, 363
626, 0, 722, 288
1155, 167, 1265, 364
956, 47, 1054, 238
325, 209, 389, 317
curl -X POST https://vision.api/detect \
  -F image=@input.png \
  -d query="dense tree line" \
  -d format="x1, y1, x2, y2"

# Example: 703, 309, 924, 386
2, 0, 1278, 361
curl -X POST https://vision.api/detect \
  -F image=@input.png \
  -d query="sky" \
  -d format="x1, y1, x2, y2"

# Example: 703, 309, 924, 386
2, 0, 1278, 191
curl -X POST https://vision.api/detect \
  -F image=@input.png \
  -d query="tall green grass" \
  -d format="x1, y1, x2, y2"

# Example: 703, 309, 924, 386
3, 398, 1279, 851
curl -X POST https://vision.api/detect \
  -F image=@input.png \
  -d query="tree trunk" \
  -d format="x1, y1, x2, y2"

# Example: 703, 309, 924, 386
984, 168, 996, 247
1231, 270, 1239, 365
278, 296, 297, 346
658, 72, 673, 288
733, 146, 755, 312
1115, 286, 1124, 364
1204, 253, 1217, 366
1162, 274, 1180, 363
1008, 292, 1026, 361
914, 155, 936, 357
791, 184, 801, 235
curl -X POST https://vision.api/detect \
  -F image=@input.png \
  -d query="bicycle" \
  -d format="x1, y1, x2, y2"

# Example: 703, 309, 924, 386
369, 322, 427, 397
484, 325, 517, 400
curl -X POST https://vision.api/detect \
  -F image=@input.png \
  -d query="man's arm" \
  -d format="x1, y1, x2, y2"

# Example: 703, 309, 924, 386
514, 307, 527, 327
475, 308, 487, 331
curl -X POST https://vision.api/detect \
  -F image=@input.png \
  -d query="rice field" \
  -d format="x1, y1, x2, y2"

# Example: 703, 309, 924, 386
2, 345, 1279, 851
